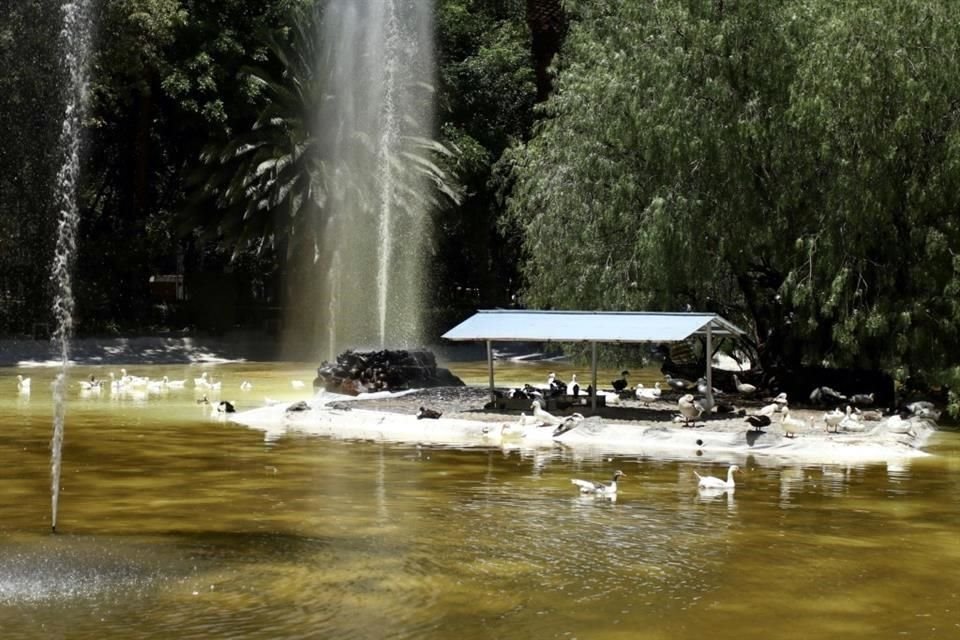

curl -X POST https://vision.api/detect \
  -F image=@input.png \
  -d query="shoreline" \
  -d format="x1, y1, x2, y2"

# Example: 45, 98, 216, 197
0, 333, 285, 366
230, 387, 938, 464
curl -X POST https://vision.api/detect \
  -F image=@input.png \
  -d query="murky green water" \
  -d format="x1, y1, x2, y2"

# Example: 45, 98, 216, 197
0, 362, 958, 639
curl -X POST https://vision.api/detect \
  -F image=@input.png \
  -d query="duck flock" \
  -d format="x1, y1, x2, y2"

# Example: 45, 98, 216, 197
494, 368, 942, 449
10, 368, 313, 416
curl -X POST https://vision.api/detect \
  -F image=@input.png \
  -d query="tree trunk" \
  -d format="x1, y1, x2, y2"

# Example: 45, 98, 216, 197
526, 0, 567, 102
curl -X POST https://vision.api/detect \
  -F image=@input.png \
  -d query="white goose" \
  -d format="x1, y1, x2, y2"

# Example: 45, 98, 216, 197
291, 380, 306, 390
823, 407, 845, 433
635, 382, 661, 404
165, 376, 187, 389
755, 402, 780, 417
571, 470, 625, 496
530, 399, 565, 426
16, 375, 31, 393
733, 375, 757, 396
240, 380, 253, 391
780, 410, 809, 438
108, 372, 124, 392
695, 465, 739, 489
193, 372, 210, 388
79, 377, 101, 391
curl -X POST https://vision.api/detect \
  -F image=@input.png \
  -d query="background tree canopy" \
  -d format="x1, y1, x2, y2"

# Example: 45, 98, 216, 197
503, 0, 960, 393
1, 0, 959, 404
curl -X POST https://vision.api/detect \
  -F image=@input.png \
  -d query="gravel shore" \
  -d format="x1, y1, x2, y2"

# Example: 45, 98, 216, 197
328, 386, 848, 437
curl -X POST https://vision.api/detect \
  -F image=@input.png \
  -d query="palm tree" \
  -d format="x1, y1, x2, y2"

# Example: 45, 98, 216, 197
186, 3, 458, 263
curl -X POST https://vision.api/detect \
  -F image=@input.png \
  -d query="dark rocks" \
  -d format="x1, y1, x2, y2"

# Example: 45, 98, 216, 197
314, 349, 465, 396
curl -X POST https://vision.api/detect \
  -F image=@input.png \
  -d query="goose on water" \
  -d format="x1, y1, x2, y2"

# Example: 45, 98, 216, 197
571, 470, 625, 496
240, 380, 253, 391
79, 376, 101, 391
16, 375, 31, 393
194, 372, 209, 388
695, 465, 739, 489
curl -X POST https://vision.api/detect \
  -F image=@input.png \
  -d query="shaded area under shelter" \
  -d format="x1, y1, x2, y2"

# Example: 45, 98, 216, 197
442, 310, 746, 412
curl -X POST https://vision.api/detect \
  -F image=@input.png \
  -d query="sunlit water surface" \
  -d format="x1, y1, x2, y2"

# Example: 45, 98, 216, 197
0, 362, 958, 639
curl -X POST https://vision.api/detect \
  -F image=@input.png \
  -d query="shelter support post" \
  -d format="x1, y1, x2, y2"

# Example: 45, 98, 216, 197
591, 341, 598, 411
486, 340, 495, 405
705, 324, 713, 405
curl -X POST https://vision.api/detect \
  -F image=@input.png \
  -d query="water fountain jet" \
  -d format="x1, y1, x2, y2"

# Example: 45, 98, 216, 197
285, 0, 438, 361
50, 0, 94, 533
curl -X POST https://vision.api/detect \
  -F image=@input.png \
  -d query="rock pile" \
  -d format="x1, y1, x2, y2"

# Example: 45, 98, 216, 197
313, 349, 465, 395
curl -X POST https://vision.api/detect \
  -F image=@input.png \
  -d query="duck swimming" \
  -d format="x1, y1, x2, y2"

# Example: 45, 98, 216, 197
571, 470, 625, 496
695, 465, 739, 489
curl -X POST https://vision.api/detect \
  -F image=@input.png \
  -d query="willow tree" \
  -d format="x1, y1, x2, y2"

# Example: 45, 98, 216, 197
785, 0, 960, 381
503, 0, 960, 381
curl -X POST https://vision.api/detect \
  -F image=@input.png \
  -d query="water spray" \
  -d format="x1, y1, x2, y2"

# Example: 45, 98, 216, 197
50, 0, 93, 534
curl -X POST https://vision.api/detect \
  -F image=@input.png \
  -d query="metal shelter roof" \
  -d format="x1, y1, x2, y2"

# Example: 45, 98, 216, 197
442, 310, 745, 344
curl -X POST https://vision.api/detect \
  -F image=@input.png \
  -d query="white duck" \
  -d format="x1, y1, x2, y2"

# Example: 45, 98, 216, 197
16, 375, 31, 393
240, 380, 253, 391
193, 372, 210, 388
571, 470, 625, 496
733, 375, 757, 396
695, 465, 739, 489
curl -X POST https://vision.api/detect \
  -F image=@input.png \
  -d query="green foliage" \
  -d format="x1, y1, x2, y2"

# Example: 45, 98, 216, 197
188, 3, 460, 267
505, 0, 960, 380
432, 0, 535, 322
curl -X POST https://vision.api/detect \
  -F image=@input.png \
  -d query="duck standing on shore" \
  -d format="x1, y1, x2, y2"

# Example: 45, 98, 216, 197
611, 371, 630, 393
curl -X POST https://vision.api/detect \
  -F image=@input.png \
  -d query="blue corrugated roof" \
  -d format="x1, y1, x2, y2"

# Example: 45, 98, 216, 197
442, 310, 745, 343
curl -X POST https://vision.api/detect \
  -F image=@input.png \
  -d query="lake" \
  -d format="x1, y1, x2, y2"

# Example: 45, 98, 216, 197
1, 361, 957, 639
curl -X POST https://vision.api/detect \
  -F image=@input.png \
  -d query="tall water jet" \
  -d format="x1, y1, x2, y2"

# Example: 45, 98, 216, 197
50, 0, 94, 533
287, 0, 437, 360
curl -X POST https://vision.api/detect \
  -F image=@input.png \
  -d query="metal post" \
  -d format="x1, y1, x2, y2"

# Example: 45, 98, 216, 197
486, 340, 495, 405
705, 323, 714, 405
591, 341, 598, 411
